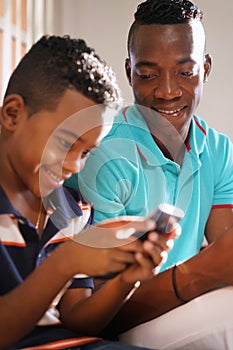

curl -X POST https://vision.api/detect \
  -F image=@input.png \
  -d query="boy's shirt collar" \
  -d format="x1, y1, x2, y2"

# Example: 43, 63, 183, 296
0, 186, 82, 230
47, 187, 82, 230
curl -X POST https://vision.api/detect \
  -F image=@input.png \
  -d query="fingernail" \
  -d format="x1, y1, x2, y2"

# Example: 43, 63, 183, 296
143, 241, 154, 250
166, 239, 174, 249
160, 250, 168, 263
175, 224, 182, 237
147, 232, 159, 241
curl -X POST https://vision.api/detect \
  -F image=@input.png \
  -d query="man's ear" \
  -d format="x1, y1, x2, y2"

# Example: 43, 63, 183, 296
125, 58, 132, 86
0, 94, 26, 131
203, 53, 212, 83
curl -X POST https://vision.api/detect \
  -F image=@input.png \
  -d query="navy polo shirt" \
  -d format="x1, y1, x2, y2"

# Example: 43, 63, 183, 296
0, 185, 101, 349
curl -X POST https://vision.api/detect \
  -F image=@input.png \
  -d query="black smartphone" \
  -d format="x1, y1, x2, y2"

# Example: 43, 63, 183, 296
133, 203, 184, 241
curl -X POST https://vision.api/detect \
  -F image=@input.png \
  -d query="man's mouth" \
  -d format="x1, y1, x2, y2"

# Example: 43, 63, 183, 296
155, 106, 186, 117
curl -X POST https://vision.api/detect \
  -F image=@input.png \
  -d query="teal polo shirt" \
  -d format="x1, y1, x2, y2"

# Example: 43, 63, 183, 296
67, 104, 233, 271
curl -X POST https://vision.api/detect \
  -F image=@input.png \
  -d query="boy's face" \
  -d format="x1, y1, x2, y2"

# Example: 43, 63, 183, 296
2, 90, 111, 198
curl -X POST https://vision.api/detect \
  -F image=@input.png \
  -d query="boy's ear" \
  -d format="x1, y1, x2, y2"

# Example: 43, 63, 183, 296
0, 94, 27, 131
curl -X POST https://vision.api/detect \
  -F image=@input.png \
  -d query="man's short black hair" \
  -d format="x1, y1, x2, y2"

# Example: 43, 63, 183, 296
4, 35, 121, 115
127, 0, 203, 54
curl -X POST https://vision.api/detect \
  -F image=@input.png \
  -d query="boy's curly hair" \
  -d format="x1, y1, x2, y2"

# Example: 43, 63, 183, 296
4, 35, 122, 115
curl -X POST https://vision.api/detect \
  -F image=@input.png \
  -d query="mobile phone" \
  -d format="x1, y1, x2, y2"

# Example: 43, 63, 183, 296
133, 203, 184, 241
95, 203, 184, 279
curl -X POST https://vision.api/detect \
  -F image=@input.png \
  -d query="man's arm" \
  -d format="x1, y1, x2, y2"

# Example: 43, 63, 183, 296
104, 207, 233, 335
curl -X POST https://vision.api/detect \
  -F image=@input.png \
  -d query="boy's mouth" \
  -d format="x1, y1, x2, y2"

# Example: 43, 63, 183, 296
46, 168, 63, 184
41, 166, 64, 190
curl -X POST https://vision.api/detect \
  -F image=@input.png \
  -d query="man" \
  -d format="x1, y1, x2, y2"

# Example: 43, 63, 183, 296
72, 0, 233, 348
0, 34, 173, 350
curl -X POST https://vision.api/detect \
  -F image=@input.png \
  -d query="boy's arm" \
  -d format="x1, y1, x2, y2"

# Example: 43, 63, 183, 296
0, 244, 75, 349
0, 240, 133, 348
57, 231, 170, 336
0, 218, 164, 348
58, 275, 135, 336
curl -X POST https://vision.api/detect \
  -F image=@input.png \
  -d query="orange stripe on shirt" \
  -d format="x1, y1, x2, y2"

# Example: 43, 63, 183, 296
21, 336, 102, 349
2, 241, 26, 247
49, 237, 71, 244
77, 201, 91, 209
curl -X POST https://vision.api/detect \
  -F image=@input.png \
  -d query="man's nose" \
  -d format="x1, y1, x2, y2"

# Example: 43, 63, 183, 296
154, 73, 182, 100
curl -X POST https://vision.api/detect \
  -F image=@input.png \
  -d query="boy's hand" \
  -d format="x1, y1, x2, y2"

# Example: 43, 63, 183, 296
82, 216, 179, 280
61, 216, 179, 281
61, 217, 154, 278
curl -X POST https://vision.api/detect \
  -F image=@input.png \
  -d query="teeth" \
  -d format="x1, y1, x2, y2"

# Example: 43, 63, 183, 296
46, 168, 62, 183
158, 107, 182, 115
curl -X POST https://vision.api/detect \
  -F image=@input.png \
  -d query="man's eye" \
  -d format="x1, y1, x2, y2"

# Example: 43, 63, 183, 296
180, 71, 193, 77
140, 74, 157, 80
136, 71, 158, 80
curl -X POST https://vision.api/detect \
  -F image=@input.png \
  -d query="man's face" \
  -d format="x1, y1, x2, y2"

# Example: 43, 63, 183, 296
6, 90, 112, 197
126, 21, 211, 139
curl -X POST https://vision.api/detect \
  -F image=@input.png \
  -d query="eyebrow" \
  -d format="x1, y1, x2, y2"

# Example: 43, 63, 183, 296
58, 128, 80, 140
58, 128, 98, 149
177, 58, 196, 65
135, 57, 196, 68
135, 61, 158, 68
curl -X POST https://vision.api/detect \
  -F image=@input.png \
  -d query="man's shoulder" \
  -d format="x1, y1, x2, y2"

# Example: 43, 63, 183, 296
193, 115, 232, 145
104, 107, 131, 139
102, 105, 150, 146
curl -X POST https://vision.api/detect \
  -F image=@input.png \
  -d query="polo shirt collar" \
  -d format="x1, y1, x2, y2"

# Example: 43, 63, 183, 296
121, 104, 168, 167
47, 186, 82, 229
0, 186, 82, 230
188, 114, 207, 156
121, 104, 207, 167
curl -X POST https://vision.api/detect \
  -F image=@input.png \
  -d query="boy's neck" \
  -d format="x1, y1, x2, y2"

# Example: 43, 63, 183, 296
0, 183, 45, 236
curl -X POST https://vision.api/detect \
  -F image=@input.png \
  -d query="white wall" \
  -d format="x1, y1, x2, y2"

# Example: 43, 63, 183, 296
53, 0, 233, 140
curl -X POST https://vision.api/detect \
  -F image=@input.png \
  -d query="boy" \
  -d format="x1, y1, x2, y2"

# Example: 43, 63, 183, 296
0, 35, 172, 349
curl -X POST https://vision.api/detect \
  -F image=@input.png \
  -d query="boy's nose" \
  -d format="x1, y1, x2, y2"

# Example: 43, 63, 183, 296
63, 157, 85, 175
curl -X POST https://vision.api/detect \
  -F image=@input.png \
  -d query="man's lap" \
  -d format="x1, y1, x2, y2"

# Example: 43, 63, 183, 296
119, 287, 233, 350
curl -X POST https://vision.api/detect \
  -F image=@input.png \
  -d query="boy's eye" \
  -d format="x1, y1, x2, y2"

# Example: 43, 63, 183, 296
58, 138, 73, 150
81, 150, 91, 158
